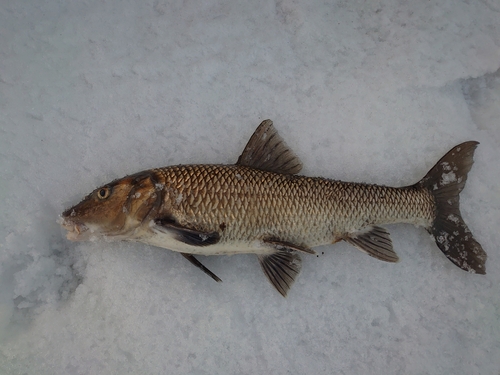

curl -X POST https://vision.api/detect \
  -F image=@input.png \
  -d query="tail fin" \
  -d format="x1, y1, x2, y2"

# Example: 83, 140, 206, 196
416, 141, 486, 274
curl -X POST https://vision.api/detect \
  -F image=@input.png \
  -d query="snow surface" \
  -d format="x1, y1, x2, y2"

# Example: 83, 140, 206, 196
1, 0, 499, 374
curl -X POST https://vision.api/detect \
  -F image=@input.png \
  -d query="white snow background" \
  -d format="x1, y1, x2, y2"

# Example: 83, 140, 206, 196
1, 0, 499, 374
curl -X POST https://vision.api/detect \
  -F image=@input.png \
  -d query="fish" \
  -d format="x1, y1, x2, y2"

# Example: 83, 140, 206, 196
60, 120, 487, 296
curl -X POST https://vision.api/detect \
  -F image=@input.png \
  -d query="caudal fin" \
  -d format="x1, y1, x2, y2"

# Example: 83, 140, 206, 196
416, 141, 486, 274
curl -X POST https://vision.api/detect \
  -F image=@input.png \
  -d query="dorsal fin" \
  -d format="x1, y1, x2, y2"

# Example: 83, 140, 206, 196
236, 120, 303, 174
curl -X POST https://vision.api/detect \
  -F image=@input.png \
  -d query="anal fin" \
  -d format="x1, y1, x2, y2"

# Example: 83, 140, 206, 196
344, 226, 399, 262
258, 251, 302, 297
181, 253, 222, 282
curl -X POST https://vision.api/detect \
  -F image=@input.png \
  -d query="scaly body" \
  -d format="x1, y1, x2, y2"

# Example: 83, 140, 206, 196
138, 165, 435, 256
60, 120, 486, 296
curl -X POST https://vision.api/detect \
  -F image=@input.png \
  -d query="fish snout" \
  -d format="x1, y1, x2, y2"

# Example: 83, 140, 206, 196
57, 215, 90, 241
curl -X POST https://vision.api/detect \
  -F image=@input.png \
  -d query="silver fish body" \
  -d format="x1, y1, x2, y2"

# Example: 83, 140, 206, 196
61, 120, 487, 296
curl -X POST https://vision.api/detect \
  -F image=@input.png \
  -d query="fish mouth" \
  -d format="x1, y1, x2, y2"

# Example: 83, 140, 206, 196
58, 217, 91, 241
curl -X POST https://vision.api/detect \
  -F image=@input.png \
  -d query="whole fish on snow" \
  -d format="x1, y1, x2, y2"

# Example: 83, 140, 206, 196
60, 120, 487, 296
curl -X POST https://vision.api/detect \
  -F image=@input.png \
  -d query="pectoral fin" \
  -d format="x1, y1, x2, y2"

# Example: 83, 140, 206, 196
344, 226, 399, 262
153, 218, 220, 247
258, 251, 302, 297
181, 253, 222, 282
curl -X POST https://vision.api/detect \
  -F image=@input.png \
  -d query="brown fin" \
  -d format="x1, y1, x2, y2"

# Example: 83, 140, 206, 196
344, 226, 399, 262
154, 217, 220, 246
258, 251, 302, 297
263, 238, 316, 254
236, 119, 303, 174
181, 253, 222, 282
416, 141, 486, 274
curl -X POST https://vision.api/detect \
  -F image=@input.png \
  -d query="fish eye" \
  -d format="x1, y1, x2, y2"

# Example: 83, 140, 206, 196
97, 187, 111, 200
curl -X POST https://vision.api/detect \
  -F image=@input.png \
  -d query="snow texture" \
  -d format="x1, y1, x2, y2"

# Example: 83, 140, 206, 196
1, 0, 499, 374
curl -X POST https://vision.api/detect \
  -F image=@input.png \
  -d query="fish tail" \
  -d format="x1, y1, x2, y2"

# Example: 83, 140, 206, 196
416, 141, 486, 274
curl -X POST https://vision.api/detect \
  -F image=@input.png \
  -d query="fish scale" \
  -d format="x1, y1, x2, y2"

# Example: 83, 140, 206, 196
153, 164, 435, 247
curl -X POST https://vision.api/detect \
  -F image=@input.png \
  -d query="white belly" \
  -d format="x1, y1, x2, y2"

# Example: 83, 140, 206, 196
136, 228, 275, 256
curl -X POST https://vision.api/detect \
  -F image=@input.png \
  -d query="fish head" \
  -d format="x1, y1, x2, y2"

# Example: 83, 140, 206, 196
60, 171, 163, 241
